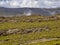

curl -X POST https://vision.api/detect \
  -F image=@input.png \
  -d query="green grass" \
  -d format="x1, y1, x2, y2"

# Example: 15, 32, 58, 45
25, 40, 60, 45
0, 15, 60, 45
0, 20, 60, 30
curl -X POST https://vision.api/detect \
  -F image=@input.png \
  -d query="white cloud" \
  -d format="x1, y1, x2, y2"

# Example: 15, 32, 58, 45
43, 0, 55, 8
20, 0, 38, 8
0, 0, 60, 8
0, 1, 4, 5
9, 0, 19, 8
44, 0, 53, 5
0, 1, 5, 6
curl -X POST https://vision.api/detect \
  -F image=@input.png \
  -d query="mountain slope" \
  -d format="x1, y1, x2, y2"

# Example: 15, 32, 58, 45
0, 7, 60, 16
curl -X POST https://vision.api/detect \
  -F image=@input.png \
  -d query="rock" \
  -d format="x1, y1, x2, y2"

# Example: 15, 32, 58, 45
33, 28, 43, 32
0, 29, 21, 36
36, 18, 42, 22
0, 20, 3, 22
43, 18, 49, 21
4, 39, 10, 41
8, 20, 17, 22
1, 17, 5, 19
23, 29, 33, 34
26, 19, 34, 22
0, 26, 51, 36
38, 28, 43, 32
55, 44, 60, 45
7, 29, 19, 34
43, 26, 51, 31
33, 27, 50, 32
0, 30, 7, 36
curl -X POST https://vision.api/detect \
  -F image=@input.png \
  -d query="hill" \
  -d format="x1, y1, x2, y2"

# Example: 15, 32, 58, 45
0, 7, 60, 16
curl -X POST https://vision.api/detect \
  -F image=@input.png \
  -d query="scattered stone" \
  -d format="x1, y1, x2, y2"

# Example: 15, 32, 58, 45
4, 39, 10, 41
0, 30, 7, 36
7, 28, 19, 34
25, 29, 33, 33
55, 44, 60, 45
37, 19, 42, 22
0, 26, 51, 36
26, 19, 34, 22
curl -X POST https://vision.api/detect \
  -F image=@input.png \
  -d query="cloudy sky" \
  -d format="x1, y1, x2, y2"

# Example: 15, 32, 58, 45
0, 0, 60, 8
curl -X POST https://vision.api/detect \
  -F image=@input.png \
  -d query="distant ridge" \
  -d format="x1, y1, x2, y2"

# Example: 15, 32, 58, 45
0, 7, 60, 16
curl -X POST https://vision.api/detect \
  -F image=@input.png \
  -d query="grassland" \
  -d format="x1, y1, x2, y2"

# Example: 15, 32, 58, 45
0, 15, 60, 45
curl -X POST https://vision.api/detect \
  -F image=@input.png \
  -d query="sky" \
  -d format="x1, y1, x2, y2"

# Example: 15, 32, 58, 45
0, 0, 60, 8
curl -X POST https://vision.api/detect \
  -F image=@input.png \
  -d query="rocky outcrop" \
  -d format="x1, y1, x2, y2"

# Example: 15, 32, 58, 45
0, 29, 20, 36
0, 15, 60, 23
0, 27, 51, 36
